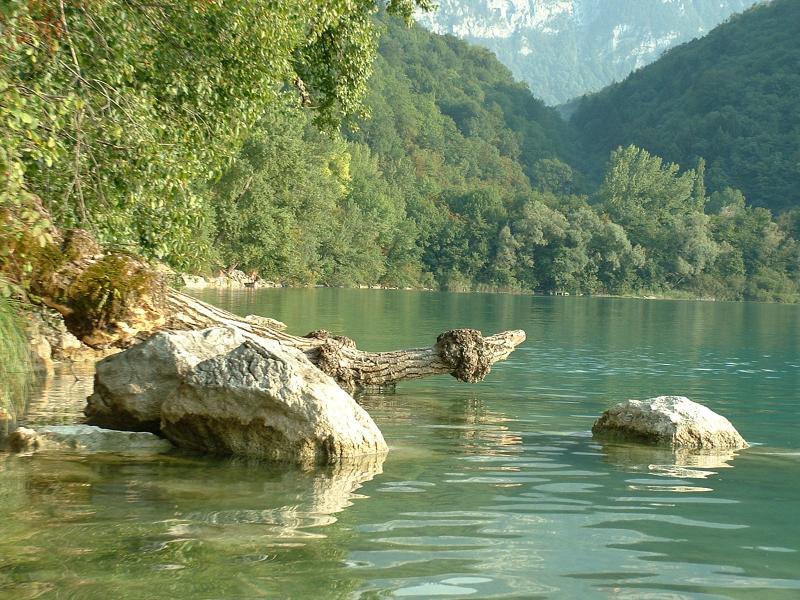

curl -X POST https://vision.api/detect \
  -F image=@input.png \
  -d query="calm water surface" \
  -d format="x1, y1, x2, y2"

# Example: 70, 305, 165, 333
2, 290, 799, 599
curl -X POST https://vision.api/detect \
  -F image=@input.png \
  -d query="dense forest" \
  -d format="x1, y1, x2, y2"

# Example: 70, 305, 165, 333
2, 1, 799, 303
573, 0, 800, 214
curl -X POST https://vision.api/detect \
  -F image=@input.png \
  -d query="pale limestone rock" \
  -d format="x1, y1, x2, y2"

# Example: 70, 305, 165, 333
8, 425, 172, 453
592, 395, 748, 450
27, 324, 53, 374
24, 306, 110, 370
180, 274, 208, 289
34, 308, 84, 360
85, 327, 387, 463
160, 339, 387, 463
85, 327, 247, 432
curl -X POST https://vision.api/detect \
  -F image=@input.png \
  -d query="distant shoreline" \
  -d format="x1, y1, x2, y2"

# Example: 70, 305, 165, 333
181, 275, 796, 305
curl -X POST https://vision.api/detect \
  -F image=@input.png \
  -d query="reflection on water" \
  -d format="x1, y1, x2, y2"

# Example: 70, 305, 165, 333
1, 290, 799, 599
598, 441, 740, 479
0, 451, 385, 599
21, 363, 96, 427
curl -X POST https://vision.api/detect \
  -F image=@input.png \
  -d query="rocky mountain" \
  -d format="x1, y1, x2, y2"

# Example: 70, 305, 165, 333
416, 0, 763, 105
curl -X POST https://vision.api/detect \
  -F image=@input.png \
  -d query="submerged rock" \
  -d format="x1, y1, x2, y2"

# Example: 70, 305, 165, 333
85, 327, 248, 432
598, 440, 739, 479
7, 425, 172, 453
592, 396, 748, 450
160, 339, 387, 463
84, 326, 387, 462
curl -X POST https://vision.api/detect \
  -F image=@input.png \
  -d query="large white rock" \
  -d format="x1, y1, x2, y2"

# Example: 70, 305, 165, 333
160, 338, 387, 463
85, 327, 248, 431
8, 425, 173, 453
591, 396, 749, 450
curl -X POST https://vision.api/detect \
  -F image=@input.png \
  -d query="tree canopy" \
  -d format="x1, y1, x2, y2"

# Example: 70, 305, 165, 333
0, 0, 431, 267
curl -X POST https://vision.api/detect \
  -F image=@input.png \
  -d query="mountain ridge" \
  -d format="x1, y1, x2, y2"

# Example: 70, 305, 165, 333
572, 0, 799, 213
416, 0, 763, 105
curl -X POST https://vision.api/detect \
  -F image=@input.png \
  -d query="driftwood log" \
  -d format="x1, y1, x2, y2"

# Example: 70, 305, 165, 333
165, 290, 525, 388
24, 230, 526, 388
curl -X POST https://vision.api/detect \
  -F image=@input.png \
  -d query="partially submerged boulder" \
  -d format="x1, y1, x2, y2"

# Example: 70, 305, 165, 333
8, 425, 172, 453
160, 339, 387, 463
592, 396, 748, 450
85, 327, 388, 463
85, 327, 248, 432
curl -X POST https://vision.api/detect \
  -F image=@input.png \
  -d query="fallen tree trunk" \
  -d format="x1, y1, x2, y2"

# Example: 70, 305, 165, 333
166, 290, 526, 387
18, 228, 525, 388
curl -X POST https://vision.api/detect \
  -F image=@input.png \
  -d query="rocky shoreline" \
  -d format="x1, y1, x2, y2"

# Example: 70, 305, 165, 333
179, 270, 425, 292
7, 270, 748, 464
179, 270, 282, 291
24, 304, 119, 374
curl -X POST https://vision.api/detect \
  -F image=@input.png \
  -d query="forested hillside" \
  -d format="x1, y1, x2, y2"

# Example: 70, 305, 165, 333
572, 0, 800, 213
2, 3, 799, 302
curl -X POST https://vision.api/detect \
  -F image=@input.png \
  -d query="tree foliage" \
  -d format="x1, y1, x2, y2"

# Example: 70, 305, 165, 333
1, 0, 430, 269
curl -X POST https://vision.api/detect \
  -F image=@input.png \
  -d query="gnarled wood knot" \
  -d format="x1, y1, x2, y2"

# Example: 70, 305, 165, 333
435, 328, 491, 383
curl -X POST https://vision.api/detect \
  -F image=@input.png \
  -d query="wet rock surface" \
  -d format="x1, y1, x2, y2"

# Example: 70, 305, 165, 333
592, 395, 749, 450
161, 338, 387, 463
7, 425, 172, 453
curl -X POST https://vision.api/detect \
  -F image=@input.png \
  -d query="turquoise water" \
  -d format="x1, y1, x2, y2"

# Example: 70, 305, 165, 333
2, 290, 799, 599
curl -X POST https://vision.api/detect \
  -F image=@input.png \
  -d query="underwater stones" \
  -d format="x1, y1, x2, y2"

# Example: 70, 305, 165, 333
160, 339, 387, 463
7, 427, 38, 452
7, 425, 172, 453
592, 395, 748, 450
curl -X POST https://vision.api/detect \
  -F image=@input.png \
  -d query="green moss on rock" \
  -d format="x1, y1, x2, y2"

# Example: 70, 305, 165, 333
65, 254, 165, 338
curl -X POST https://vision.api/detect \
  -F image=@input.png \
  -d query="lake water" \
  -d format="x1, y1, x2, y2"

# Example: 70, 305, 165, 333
2, 290, 799, 599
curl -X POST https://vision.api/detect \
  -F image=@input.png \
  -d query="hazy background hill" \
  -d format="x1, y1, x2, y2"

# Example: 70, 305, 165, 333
416, 0, 762, 105
572, 0, 799, 213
